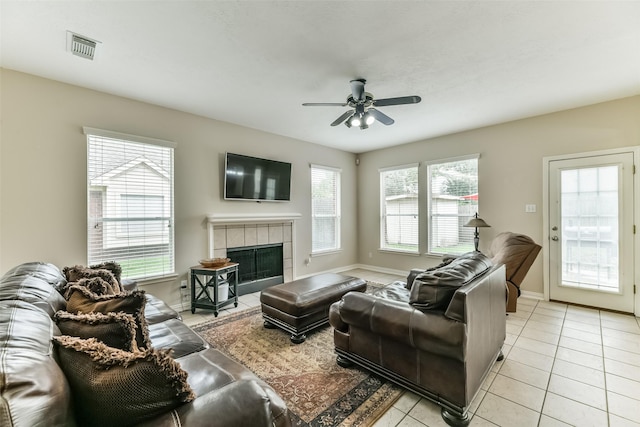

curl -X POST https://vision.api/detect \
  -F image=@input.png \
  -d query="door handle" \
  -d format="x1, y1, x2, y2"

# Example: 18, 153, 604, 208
551, 236, 559, 241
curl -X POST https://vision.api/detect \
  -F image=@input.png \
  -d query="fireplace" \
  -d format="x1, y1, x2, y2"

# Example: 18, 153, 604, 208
206, 213, 300, 296
227, 244, 284, 294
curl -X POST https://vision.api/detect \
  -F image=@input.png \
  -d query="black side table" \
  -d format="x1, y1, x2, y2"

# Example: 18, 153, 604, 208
190, 263, 239, 316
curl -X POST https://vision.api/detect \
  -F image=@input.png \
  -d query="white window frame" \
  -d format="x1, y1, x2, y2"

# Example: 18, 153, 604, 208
311, 164, 341, 254
425, 154, 480, 256
379, 163, 420, 254
84, 127, 176, 282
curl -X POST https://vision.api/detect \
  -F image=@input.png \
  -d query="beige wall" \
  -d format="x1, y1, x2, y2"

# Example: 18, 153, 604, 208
3, 68, 639, 300
358, 95, 640, 295
0, 69, 358, 305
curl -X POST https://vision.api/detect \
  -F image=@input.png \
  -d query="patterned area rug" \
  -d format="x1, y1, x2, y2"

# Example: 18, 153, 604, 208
193, 284, 402, 427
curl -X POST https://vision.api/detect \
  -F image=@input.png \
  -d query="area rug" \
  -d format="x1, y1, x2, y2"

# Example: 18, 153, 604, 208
192, 284, 403, 427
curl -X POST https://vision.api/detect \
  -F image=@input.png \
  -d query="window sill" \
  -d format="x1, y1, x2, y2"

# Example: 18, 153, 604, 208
311, 249, 342, 257
133, 273, 178, 287
378, 248, 421, 256
425, 252, 464, 259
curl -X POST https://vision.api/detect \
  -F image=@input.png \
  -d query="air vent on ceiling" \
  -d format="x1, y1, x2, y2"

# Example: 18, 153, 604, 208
67, 31, 99, 60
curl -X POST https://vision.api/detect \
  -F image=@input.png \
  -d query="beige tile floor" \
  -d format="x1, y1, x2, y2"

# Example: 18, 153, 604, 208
181, 268, 640, 427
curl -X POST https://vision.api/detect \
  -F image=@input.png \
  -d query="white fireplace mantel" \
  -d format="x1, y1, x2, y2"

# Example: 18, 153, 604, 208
206, 213, 302, 225
206, 213, 302, 259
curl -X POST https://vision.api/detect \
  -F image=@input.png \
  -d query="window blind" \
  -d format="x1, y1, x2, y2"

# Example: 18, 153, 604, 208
311, 164, 341, 253
380, 165, 419, 253
427, 156, 478, 255
85, 128, 175, 280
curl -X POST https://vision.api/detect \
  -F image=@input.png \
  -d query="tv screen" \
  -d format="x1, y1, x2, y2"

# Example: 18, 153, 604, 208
224, 153, 292, 201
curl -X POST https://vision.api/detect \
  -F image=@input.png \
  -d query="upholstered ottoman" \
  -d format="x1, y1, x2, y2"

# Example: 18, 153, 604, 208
260, 273, 367, 343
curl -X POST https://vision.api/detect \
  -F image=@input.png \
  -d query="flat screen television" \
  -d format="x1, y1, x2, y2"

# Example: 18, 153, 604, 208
224, 152, 292, 201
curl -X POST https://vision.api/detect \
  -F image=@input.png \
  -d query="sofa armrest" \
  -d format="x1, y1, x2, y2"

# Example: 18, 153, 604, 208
332, 292, 466, 361
444, 265, 507, 323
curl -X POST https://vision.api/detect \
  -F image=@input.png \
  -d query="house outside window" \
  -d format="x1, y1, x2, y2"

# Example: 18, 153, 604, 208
85, 127, 176, 280
427, 155, 479, 255
311, 164, 341, 253
380, 164, 419, 253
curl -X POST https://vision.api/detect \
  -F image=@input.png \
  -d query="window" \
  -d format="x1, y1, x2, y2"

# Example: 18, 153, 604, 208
427, 155, 479, 255
380, 164, 419, 253
85, 127, 175, 280
311, 164, 341, 253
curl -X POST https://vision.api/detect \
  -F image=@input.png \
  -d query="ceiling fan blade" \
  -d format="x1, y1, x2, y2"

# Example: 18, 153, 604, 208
302, 102, 348, 107
331, 110, 354, 126
373, 95, 422, 107
368, 108, 395, 126
350, 79, 366, 102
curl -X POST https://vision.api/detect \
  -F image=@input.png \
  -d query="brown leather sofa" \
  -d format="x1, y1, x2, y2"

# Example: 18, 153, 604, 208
329, 252, 506, 427
0, 262, 291, 427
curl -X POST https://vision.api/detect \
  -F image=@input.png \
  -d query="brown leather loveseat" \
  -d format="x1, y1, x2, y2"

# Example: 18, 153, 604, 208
0, 262, 291, 427
329, 252, 506, 427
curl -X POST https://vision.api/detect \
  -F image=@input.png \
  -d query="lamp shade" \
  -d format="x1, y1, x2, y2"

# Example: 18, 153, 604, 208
464, 217, 491, 228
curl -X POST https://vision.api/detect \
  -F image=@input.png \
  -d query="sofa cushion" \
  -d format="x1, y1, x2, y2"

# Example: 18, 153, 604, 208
145, 293, 181, 324
55, 310, 139, 352
53, 335, 195, 427
409, 252, 493, 311
0, 273, 67, 316
66, 285, 151, 350
148, 318, 209, 358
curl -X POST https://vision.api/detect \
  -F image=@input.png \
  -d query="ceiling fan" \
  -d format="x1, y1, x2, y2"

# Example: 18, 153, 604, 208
302, 79, 421, 129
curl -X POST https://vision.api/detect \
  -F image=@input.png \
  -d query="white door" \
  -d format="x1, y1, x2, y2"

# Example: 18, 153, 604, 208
548, 152, 634, 313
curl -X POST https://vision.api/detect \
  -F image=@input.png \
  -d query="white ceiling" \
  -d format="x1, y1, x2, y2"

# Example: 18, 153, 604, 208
2, 1, 640, 153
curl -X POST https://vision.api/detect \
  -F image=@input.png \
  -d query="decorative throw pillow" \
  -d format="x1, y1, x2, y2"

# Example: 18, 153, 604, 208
89, 261, 123, 283
409, 252, 493, 311
53, 335, 195, 427
66, 285, 151, 350
62, 265, 123, 293
68, 276, 120, 298
54, 311, 139, 352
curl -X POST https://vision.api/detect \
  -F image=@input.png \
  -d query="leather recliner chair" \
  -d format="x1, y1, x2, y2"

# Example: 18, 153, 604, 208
488, 232, 541, 312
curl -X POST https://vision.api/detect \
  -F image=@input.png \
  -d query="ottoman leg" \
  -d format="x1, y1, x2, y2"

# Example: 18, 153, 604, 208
336, 355, 353, 368
263, 320, 277, 329
290, 333, 306, 344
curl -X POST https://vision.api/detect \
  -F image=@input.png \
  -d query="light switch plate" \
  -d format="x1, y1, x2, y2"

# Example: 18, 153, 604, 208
525, 204, 537, 213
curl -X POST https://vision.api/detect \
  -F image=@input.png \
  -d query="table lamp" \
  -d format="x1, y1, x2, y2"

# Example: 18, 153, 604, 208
464, 213, 491, 252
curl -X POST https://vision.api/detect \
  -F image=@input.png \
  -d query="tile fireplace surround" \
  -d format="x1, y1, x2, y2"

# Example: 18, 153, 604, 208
206, 213, 301, 283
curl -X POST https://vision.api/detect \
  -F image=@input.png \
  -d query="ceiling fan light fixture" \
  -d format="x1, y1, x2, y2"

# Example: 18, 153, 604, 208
304, 79, 421, 129
363, 111, 375, 125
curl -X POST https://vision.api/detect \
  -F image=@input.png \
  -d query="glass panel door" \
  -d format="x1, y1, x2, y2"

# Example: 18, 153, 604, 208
548, 152, 633, 313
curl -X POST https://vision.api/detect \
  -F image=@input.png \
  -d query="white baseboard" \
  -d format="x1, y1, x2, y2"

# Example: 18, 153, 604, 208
294, 263, 407, 281
521, 290, 544, 300
171, 302, 190, 314
345, 263, 408, 277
